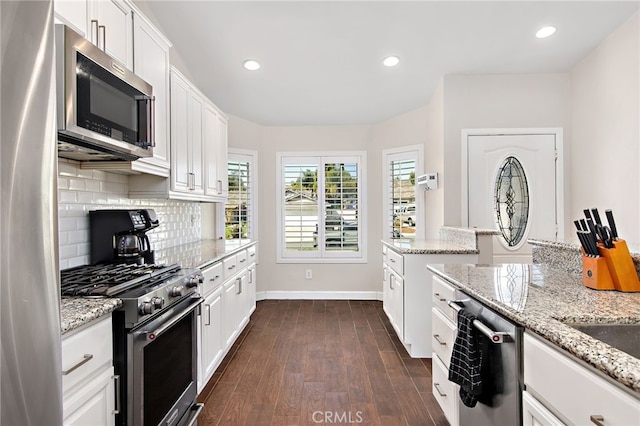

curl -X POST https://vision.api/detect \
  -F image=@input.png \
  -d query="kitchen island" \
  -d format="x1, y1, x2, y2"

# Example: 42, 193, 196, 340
427, 262, 640, 393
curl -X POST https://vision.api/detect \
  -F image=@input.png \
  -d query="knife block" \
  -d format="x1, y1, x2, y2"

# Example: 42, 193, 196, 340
582, 254, 615, 291
597, 239, 640, 292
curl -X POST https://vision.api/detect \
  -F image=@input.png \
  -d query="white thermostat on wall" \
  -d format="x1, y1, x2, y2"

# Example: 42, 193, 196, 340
416, 173, 438, 190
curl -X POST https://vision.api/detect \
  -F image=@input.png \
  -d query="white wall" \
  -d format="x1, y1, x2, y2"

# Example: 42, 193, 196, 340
441, 73, 571, 231
569, 12, 639, 243
423, 80, 445, 239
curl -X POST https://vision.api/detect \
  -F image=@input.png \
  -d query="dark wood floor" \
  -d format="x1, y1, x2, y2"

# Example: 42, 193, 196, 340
197, 300, 448, 426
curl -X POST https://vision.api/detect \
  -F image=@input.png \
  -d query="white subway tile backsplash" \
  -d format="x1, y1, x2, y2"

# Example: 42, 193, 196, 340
58, 160, 201, 269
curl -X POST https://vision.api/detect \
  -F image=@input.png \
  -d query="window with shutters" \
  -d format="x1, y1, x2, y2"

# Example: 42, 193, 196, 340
383, 145, 424, 240
225, 149, 257, 243
277, 152, 367, 263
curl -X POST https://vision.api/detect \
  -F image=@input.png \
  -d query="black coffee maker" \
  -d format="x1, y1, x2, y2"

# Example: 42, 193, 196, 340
89, 209, 159, 265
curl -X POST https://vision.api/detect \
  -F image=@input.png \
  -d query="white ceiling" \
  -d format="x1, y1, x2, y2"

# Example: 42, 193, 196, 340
138, 1, 639, 126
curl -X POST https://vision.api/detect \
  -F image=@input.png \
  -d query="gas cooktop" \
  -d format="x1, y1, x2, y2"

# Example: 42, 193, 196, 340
60, 263, 181, 297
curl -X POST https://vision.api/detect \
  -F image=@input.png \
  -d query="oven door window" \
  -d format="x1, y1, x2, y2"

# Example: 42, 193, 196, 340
143, 313, 193, 426
75, 52, 148, 145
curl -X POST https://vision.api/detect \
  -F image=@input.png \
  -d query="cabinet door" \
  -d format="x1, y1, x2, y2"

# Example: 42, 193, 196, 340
54, 0, 89, 37
170, 71, 191, 193
63, 367, 116, 426
237, 271, 250, 329
189, 91, 205, 195
216, 113, 229, 198
203, 104, 221, 197
246, 263, 256, 316
391, 273, 404, 340
382, 265, 392, 318
132, 13, 170, 174
90, 0, 133, 68
201, 287, 224, 385
522, 391, 564, 426
223, 277, 241, 348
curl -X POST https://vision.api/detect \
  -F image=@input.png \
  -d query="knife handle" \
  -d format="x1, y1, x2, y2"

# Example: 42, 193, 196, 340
574, 220, 583, 231
583, 209, 593, 222
591, 208, 602, 225
605, 209, 618, 239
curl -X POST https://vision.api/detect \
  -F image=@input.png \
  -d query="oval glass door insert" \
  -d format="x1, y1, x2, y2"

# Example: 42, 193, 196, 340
494, 156, 529, 247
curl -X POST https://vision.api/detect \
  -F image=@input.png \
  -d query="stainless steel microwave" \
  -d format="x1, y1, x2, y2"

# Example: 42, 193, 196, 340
55, 24, 154, 161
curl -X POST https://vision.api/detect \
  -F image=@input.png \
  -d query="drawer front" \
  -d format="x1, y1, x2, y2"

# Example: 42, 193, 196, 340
202, 261, 224, 295
433, 353, 458, 426
62, 316, 113, 394
236, 249, 248, 269
432, 275, 457, 322
524, 333, 640, 426
432, 308, 456, 368
247, 245, 257, 263
386, 249, 404, 275
222, 254, 238, 279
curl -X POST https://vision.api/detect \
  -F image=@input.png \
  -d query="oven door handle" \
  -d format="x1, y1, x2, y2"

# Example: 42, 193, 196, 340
144, 295, 203, 342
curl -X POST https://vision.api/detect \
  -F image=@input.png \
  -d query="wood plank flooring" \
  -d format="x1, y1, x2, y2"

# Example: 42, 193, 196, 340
198, 300, 448, 426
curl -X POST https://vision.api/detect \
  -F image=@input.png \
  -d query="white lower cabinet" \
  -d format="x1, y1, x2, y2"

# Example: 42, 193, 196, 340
523, 331, 640, 426
522, 390, 563, 426
198, 244, 257, 393
62, 316, 116, 426
200, 286, 224, 387
382, 243, 478, 357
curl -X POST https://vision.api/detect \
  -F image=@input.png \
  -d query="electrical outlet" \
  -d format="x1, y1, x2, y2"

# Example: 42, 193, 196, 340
305, 269, 312, 279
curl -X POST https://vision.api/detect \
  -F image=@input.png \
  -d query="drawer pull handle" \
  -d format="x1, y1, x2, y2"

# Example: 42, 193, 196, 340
209, 275, 220, 281
390, 258, 395, 262
590, 415, 605, 426
240, 259, 247, 263
434, 292, 447, 302
433, 334, 447, 346
434, 383, 447, 397
62, 354, 93, 375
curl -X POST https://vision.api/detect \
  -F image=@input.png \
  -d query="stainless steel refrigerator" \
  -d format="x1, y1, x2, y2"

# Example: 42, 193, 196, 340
1, 1, 63, 424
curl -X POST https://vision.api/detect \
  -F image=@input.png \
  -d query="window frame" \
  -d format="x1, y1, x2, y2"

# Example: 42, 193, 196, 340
276, 151, 367, 264
223, 148, 258, 243
382, 145, 424, 240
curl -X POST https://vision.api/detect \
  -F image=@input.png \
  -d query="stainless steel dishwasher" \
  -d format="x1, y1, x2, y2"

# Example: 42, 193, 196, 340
448, 290, 524, 426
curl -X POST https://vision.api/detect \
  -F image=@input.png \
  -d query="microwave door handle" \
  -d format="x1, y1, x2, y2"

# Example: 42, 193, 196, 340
150, 96, 155, 147
99, 25, 106, 52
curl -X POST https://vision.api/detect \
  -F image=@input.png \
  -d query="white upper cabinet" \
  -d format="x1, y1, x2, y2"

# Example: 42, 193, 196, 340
54, 0, 133, 69
204, 104, 229, 201
131, 12, 171, 176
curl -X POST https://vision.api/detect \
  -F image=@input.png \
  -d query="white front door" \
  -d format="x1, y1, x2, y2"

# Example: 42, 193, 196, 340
466, 132, 559, 262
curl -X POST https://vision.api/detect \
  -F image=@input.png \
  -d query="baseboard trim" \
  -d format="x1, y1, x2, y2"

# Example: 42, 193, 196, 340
256, 291, 383, 301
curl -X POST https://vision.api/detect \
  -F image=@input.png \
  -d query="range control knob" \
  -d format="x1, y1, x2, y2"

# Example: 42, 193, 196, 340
168, 286, 184, 298
139, 300, 154, 315
151, 296, 164, 309
185, 273, 203, 288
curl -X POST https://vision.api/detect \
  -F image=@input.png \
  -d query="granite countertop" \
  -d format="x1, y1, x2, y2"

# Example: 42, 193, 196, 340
427, 263, 640, 393
61, 298, 121, 335
382, 238, 479, 255
155, 239, 257, 269
60, 239, 258, 334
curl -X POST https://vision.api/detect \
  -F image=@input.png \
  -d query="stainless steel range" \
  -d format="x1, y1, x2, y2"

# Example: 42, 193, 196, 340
60, 209, 204, 426
61, 262, 204, 426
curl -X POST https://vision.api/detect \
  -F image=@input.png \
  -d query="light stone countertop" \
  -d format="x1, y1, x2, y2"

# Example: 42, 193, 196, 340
60, 239, 258, 335
60, 298, 121, 335
382, 238, 479, 255
427, 262, 640, 394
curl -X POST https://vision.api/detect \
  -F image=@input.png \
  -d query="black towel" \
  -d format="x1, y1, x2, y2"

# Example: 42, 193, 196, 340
448, 308, 487, 407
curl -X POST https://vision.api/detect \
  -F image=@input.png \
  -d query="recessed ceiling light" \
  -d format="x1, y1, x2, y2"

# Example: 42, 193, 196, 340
243, 59, 260, 71
536, 26, 557, 39
383, 56, 400, 67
